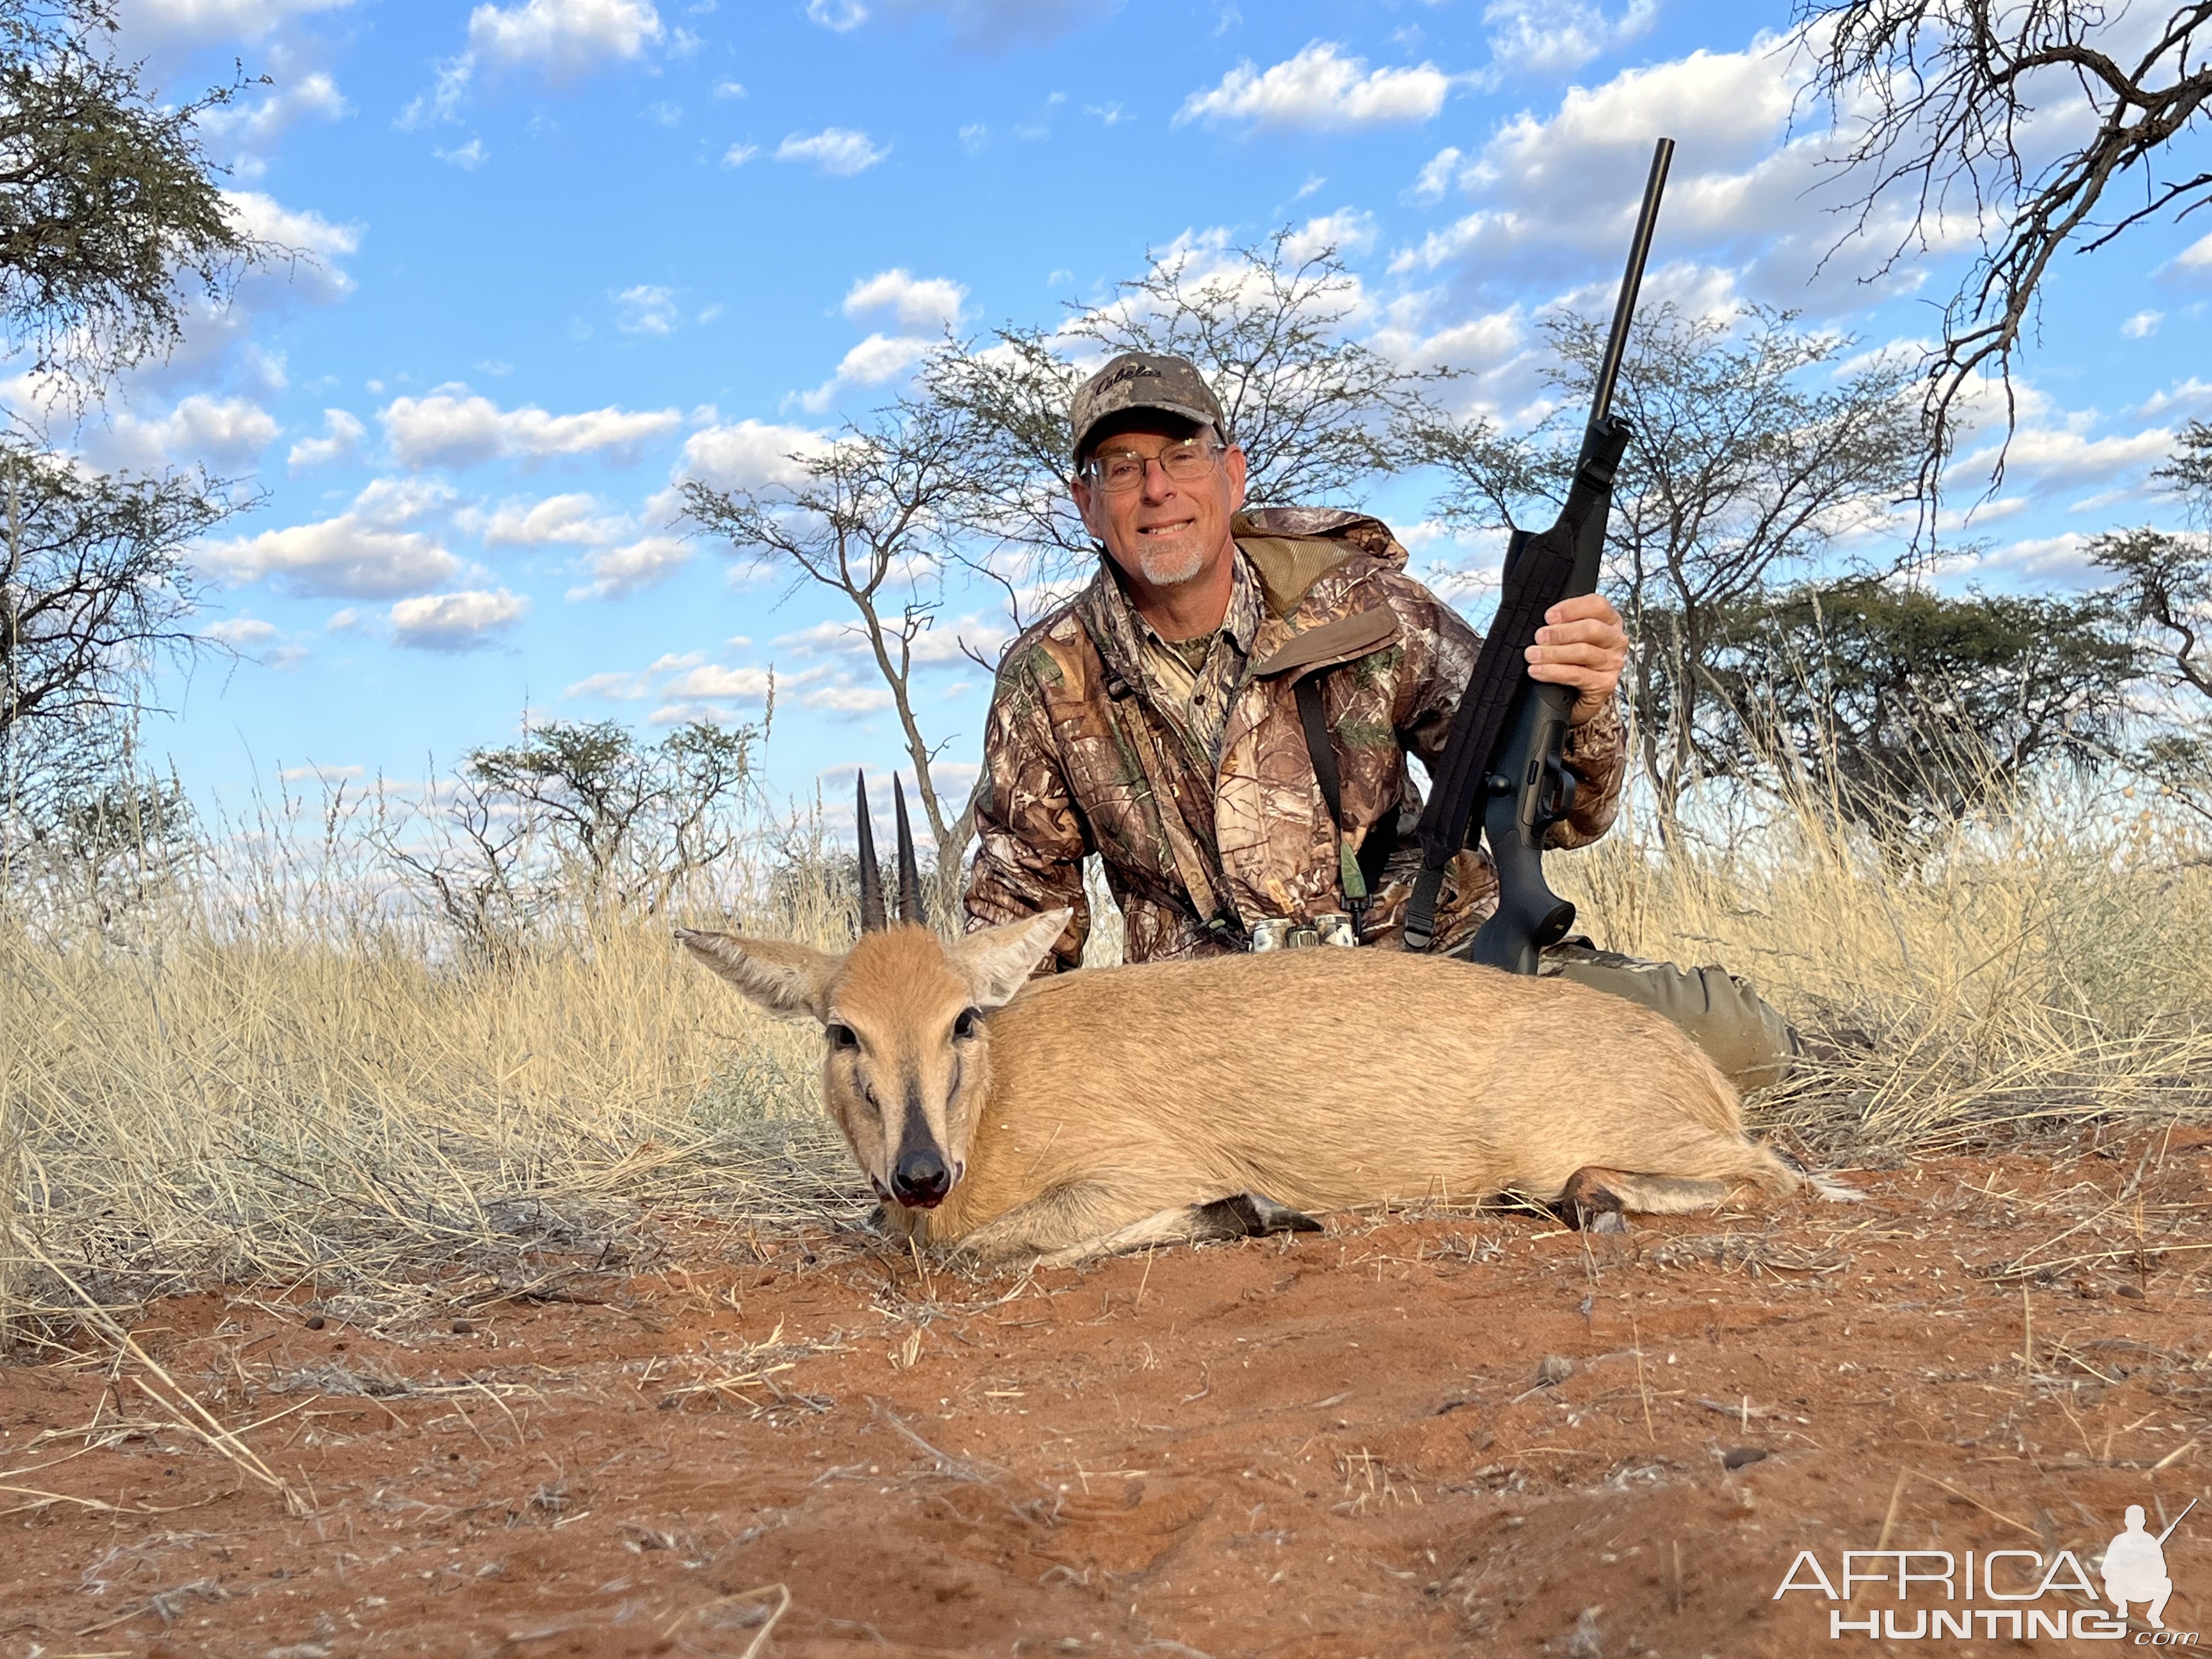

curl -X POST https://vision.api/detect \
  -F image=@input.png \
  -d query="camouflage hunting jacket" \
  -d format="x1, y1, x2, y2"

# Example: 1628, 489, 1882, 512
963, 507, 1629, 973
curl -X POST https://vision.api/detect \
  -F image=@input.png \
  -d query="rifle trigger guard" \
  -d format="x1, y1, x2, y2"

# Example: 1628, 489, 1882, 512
1533, 756, 1578, 834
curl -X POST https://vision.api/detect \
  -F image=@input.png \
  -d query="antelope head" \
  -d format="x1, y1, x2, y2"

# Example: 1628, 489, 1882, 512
676, 772, 1068, 1211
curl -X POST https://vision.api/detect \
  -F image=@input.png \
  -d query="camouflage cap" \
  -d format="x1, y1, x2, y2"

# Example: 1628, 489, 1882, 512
1069, 351, 1228, 464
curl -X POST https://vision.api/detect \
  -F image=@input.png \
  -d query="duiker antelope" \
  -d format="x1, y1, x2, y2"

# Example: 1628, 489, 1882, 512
678, 775, 1844, 1267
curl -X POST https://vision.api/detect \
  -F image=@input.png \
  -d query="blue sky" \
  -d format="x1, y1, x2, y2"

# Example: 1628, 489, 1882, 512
31, 0, 2211, 824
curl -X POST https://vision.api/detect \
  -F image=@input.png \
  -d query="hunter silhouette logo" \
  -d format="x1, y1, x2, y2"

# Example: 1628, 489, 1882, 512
2106, 1500, 2193, 1629
1773, 1493, 2200, 1641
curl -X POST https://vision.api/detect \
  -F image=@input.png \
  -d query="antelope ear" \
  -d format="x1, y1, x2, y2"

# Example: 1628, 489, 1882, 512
675, 929, 838, 1023
952, 909, 1073, 1008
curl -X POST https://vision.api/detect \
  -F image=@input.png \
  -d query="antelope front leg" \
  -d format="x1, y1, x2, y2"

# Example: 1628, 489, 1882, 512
952, 1183, 1322, 1269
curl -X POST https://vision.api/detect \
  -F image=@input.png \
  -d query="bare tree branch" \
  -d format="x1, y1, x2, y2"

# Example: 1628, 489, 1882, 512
1796, 0, 2211, 492
681, 397, 991, 877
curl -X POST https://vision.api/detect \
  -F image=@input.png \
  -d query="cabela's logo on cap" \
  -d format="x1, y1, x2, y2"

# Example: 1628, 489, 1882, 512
1096, 359, 1161, 388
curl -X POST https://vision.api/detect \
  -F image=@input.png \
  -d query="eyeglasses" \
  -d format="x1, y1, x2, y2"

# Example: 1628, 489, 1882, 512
1079, 437, 1222, 494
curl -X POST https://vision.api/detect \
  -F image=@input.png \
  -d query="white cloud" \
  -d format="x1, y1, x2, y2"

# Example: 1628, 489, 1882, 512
567, 535, 693, 600
614, 284, 680, 334
478, 492, 626, 545
721, 142, 759, 167
797, 332, 935, 412
115, 0, 355, 46
87, 190, 360, 398
800, 682, 895, 712
2170, 229, 2212, 276
1956, 423, 2177, 494
224, 191, 360, 301
1483, 0, 1657, 76
776, 128, 888, 175
2123, 310, 2165, 339
566, 669, 655, 700
568, 652, 711, 704
678, 419, 830, 489
843, 268, 966, 330
201, 70, 349, 172
436, 138, 490, 169
381, 387, 682, 468
2137, 378, 2212, 419
288, 408, 366, 471
775, 612, 1002, 666
199, 478, 462, 598
1380, 40, 1960, 311
399, 56, 475, 129
86, 393, 279, 471
1176, 41, 1457, 131
663, 664, 775, 699
1969, 532, 2100, 582
1283, 209, 1377, 263
389, 588, 531, 651
713, 79, 747, 98
202, 615, 279, 646
806, 0, 866, 27
1411, 145, 1466, 203
399, 0, 660, 126
467, 0, 663, 76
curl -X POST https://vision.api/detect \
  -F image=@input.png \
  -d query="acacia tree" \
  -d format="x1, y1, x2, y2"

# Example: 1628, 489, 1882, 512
2089, 420, 2212, 817
1419, 303, 1926, 836
1796, 0, 2211, 482
680, 397, 993, 877
0, 443, 230, 744
1, 0, 256, 391
374, 717, 767, 960
0, 0, 258, 838
1681, 580, 2140, 841
689, 232, 1453, 878
924, 228, 1452, 614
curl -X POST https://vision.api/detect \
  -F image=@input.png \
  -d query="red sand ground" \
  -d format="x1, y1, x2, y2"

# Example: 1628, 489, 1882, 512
3, 1128, 2209, 1658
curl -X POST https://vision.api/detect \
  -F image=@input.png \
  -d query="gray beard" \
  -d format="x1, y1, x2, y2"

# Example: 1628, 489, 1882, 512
1133, 539, 1207, 587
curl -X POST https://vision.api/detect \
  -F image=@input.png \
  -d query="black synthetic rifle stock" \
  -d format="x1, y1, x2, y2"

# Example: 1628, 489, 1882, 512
1401, 137, 1673, 970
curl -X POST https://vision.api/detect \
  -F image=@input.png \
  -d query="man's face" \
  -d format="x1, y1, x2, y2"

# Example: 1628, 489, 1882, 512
1072, 421, 1248, 592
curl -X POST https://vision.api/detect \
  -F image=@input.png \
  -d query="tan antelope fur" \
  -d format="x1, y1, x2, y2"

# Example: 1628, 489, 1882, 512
675, 905, 1835, 1269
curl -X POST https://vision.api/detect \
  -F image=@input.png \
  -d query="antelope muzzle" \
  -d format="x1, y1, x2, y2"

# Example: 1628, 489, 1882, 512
890, 1142, 952, 1209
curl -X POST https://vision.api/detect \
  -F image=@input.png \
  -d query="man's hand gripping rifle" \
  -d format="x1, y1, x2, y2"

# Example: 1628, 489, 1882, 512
1401, 137, 1673, 971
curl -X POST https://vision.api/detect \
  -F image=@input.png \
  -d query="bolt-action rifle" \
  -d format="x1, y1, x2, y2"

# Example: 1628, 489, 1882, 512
1400, 137, 1674, 971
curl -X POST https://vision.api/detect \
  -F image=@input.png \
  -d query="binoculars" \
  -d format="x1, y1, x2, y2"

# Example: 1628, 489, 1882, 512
1248, 913, 1356, 951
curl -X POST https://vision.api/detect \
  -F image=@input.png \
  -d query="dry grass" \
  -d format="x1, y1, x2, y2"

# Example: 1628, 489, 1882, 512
1558, 772, 2212, 1152
0, 805, 871, 1344
3, 763, 2208, 1342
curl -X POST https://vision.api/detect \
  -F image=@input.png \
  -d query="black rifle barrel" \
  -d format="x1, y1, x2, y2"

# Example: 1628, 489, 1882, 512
1398, 134, 1675, 966
1586, 137, 1674, 430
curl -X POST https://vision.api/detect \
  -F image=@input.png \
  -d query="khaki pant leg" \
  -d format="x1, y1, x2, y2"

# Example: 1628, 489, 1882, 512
1534, 940, 1801, 1094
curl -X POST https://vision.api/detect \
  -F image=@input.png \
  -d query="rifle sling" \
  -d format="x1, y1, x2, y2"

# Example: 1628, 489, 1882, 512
1294, 672, 1398, 911
1401, 530, 1580, 950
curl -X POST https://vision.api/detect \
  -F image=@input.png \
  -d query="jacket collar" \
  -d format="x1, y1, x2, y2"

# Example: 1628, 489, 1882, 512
1075, 543, 1265, 702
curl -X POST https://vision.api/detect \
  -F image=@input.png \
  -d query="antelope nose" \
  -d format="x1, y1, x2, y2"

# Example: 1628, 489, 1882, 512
891, 1148, 951, 1208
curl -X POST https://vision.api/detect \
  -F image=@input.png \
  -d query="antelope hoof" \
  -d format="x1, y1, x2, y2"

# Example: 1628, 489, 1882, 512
1560, 1167, 1631, 1234
1192, 1192, 1324, 1242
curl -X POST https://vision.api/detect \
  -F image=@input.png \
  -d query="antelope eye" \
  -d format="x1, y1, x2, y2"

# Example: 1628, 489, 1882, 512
826, 1023, 859, 1052
952, 1008, 980, 1040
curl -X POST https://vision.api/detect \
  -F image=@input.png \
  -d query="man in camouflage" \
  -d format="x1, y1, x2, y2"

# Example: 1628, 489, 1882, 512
962, 351, 1795, 1088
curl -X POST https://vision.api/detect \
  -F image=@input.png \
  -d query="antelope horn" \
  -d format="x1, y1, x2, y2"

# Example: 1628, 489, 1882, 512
894, 775, 925, 927
854, 771, 886, 933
